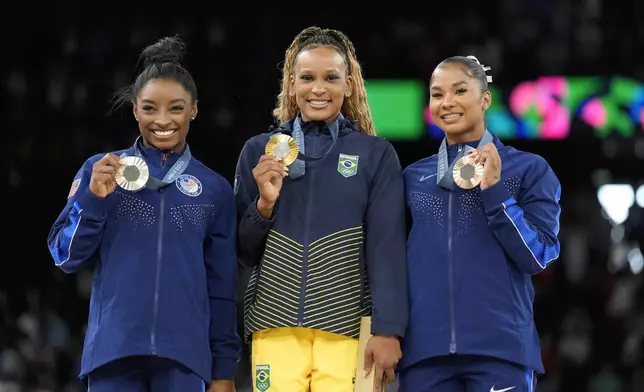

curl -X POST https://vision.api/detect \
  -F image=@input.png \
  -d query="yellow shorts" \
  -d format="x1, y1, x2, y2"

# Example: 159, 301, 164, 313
251, 327, 359, 392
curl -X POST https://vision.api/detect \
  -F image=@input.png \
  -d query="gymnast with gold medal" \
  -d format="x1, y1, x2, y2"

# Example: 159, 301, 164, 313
234, 26, 408, 392
400, 55, 562, 392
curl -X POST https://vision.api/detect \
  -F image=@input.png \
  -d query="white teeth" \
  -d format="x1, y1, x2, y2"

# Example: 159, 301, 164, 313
152, 130, 176, 136
443, 114, 461, 119
310, 101, 329, 105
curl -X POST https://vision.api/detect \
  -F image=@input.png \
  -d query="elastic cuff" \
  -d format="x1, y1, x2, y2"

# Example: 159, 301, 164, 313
211, 358, 237, 380
480, 181, 513, 213
371, 321, 406, 339
248, 198, 278, 224
76, 189, 117, 221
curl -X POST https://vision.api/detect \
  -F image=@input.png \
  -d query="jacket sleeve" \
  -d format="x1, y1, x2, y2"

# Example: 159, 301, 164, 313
47, 158, 119, 274
480, 155, 561, 275
205, 179, 241, 380
234, 140, 276, 268
365, 143, 409, 338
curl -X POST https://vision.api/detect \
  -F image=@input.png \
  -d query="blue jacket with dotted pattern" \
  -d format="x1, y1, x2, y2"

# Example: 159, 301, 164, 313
46, 139, 240, 384
401, 134, 561, 374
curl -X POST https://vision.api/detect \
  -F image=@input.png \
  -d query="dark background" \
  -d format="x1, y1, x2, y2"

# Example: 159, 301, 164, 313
4, 2, 644, 391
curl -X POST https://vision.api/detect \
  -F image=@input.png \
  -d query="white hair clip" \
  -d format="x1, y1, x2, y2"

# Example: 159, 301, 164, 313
466, 55, 493, 83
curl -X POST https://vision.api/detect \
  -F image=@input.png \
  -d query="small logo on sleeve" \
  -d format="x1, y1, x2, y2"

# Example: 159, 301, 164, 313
68, 178, 81, 199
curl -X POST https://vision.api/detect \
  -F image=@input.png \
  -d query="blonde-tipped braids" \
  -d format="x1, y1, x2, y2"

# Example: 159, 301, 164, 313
273, 26, 376, 136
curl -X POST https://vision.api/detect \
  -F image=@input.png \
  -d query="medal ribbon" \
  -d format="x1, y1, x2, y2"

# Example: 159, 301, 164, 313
120, 136, 192, 190
436, 130, 493, 189
289, 113, 342, 179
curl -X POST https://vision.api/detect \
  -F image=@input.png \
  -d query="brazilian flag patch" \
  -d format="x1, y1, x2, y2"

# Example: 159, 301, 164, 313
255, 364, 270, 391
337, 153, 359, 178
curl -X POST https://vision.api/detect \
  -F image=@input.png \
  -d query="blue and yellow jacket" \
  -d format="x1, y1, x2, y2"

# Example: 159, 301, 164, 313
401, 134, 561, 374
235, 116, 409, 340
47, 140, 240, 383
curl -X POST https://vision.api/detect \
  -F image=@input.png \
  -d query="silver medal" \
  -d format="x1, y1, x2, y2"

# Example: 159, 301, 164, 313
116, 156, 149, 192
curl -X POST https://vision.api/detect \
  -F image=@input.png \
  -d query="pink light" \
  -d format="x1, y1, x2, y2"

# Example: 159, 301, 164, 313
425, 105, 435, 125
509, 82, 535, 115
509, 77, 570, 139
539, 76, 568, 98
541, 106, 570, 139
580, 98, 607, 128
539, 78, 570, 139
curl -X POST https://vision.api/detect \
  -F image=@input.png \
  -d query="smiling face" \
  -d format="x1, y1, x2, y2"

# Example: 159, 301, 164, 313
133, 78, 198, 152
290, 45, 352, 123
429, 63, 491, 144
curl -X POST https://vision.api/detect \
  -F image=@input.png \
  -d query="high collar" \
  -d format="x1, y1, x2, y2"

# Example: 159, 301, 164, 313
444, 131, 502, 151
297, 112, 343, 135
276, 112, 358, 136
135, 136, 186, 165
446, 139, 481, 152
444, 132, 503, 160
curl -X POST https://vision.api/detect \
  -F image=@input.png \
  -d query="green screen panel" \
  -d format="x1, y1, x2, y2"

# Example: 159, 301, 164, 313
365, 79, 425, 140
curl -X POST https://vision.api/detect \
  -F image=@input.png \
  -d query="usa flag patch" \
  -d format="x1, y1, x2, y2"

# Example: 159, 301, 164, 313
68, 178, 81, 199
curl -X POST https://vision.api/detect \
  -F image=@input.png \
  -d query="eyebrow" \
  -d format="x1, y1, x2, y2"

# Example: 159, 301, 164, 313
140, 98, 187, 104
298, 68, 341, 73
430, 81, 468, 91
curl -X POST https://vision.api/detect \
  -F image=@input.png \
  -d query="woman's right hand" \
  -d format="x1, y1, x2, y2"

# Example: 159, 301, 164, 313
252, 155, 288, 219
89, 153, 122, 198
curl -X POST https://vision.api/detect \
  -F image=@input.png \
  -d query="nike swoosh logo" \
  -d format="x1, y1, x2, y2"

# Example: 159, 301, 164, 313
490, 387, 516, 392
419, 173, 437, 182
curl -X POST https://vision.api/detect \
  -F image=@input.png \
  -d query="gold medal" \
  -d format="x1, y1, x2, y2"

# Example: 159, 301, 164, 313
452, 154, 484, 189
115, 156, 150, 192
265, 134, 299, 166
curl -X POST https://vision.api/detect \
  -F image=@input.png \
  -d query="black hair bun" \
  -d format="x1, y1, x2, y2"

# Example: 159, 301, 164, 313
139, 35, 186, 68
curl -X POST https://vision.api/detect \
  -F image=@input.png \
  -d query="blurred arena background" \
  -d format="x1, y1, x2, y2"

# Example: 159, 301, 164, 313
4, 2, 644, 391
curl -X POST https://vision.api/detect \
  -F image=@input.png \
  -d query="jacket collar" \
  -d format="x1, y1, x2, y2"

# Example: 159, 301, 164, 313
272, 113, 360, 136
129, 136, 185, 166
445, 131, 504, 152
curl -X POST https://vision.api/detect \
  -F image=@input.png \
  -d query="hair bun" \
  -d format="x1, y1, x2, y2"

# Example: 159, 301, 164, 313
466, 55, 493, 83
139, 36, 186, 68
465, 55, 481, 65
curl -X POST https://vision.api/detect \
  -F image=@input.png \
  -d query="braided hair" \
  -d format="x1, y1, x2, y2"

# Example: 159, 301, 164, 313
273, 27, 375, 136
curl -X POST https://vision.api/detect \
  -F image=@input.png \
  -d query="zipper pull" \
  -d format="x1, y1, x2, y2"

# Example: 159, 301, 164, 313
162, 152, 167, 165
457, 144, 463, 153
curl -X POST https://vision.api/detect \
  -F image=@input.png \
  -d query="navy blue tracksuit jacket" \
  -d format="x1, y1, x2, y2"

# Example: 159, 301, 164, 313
47, 140, 240, 384
235, 115, 409, 341
402, 134, 561, 374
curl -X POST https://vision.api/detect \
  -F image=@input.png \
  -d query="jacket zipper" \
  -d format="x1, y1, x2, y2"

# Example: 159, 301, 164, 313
297, 130, 319, 326
448, 144, 462, 354
151, 151, 168, 354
